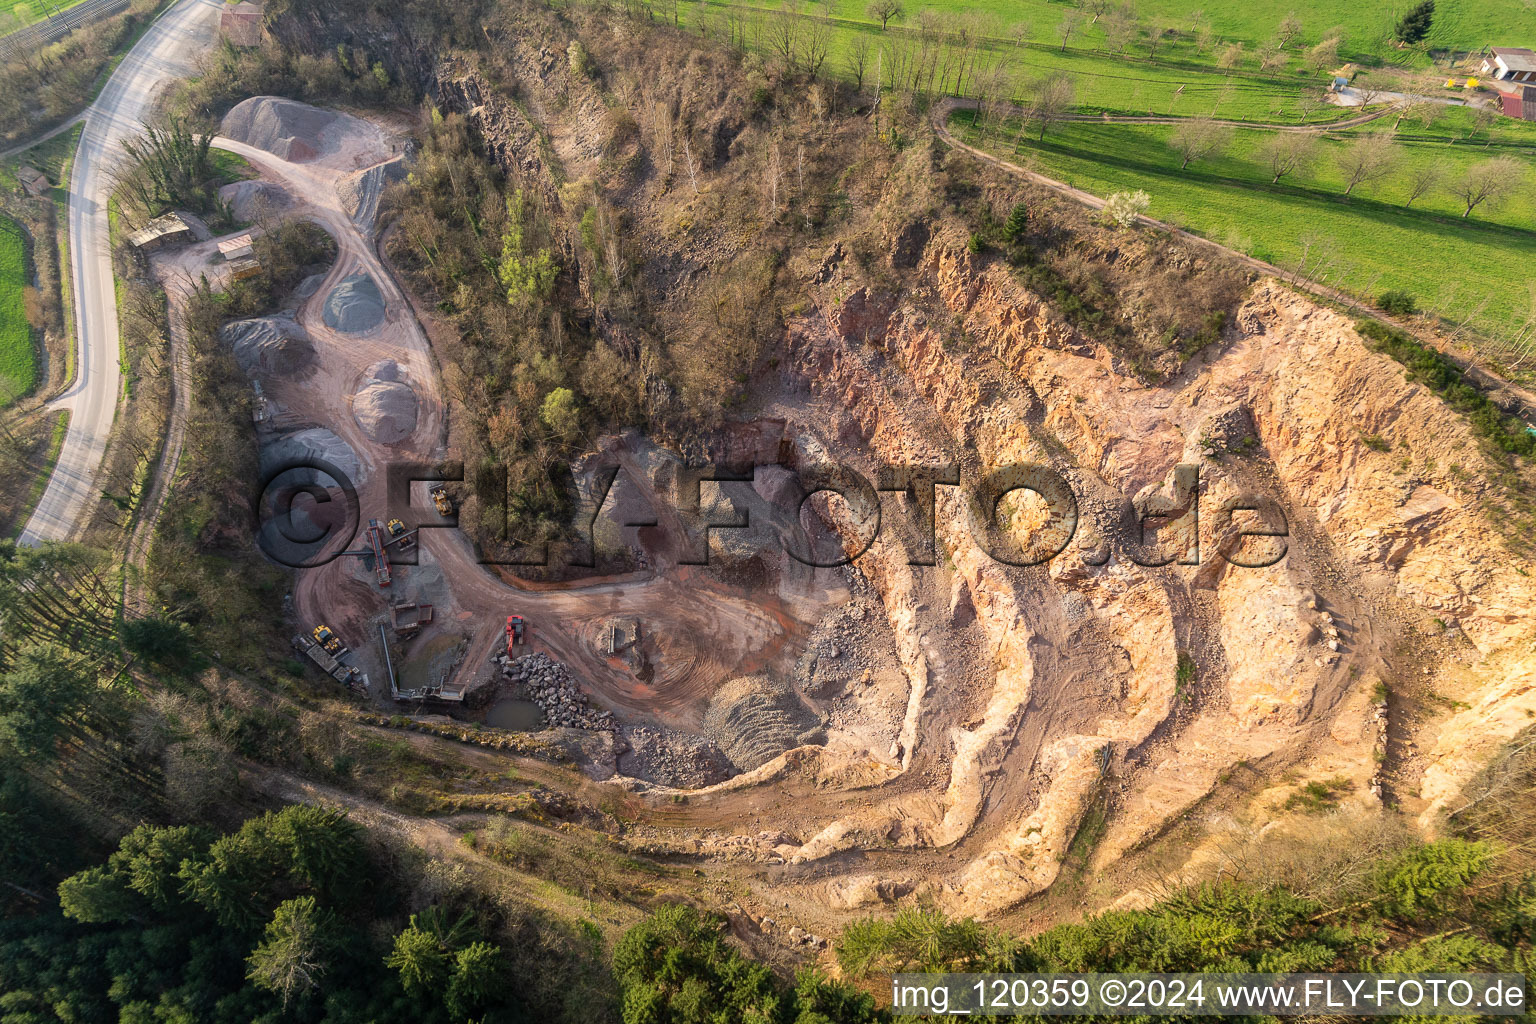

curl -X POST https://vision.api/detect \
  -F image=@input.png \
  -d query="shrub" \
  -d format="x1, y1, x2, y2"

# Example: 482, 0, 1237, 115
567, 40, 594, 77
1355, 319, 1536, 457
1377, 289, 1418, 316
1101, 190, 1150, 229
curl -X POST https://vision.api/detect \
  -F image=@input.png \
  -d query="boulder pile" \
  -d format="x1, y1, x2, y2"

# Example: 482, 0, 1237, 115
501, 652, 613, 731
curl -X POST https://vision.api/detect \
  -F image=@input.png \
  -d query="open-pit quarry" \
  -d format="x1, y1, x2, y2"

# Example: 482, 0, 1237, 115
171, 95, 1536, 934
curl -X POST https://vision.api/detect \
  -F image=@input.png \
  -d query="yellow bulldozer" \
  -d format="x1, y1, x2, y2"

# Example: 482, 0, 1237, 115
431, 486, 454, 517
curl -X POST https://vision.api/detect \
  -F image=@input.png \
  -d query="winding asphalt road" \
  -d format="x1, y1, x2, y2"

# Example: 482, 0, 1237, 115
19, 0, 221, 547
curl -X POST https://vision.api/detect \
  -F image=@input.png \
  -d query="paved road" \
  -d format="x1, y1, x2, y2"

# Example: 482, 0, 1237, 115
19, 0, 221, 547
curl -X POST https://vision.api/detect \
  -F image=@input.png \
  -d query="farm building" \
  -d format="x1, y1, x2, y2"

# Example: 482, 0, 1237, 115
1481, 47, 1536, 83
220, 1, 263, 46
128, 213, 193, 252
1499, 85, 1536, 121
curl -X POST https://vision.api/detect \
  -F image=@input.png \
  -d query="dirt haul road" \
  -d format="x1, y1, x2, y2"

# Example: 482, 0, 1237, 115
20, 0, 222, 546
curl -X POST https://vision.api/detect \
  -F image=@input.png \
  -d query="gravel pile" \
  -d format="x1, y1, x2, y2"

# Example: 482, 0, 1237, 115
618, 726, 734, 788
323, 273, 385, 333
221, 315, 314, 376
353, 377, 418, 443
500, 653, 614, 731
260, 427, 361, 487
217, 180, 290, 223
221, 97, 337, 163
337, 158, 407, 233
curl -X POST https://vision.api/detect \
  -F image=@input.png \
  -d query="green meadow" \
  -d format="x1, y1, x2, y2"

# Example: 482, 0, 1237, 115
674, 0, 1512, 123
0, 215, 35, 403
955, 111, 1536, 337
683, 0, 1532, 65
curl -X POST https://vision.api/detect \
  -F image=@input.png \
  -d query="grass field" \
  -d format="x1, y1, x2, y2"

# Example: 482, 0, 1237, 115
0, 0, 96, 34
673, 0, 1505, 123
682, 0, 1531, 67
1, 122, 84, 194
955, 112, 1536, 337
0, 216, 36, 404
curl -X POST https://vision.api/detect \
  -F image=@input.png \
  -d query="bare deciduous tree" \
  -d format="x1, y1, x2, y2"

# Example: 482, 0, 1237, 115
1451, 156, 1524, 218
1101, 5, 1139, 53
1258, 38, 1288, 71
971, 62, 1014, 129
1169, 117, 1234, 169
802, 1, 832, 76
1027, 71, 1075, 139
1402, 158, 1447, 207
1296, 90, 1326, 123
1335, 132, 1398, 195
866, 0, 903, 30
1277, 10, 1303, 48
845, 33, 871, 91
1257, 132, 1319, 183
1305, 35, 1340, 71
1057, 9, 1084, 51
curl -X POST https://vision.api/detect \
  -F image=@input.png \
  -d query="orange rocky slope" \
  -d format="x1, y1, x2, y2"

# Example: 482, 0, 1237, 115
737, 230, 1536, 918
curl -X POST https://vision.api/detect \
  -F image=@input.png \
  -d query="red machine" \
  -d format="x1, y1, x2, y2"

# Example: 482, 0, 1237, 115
505, 615, 526, 654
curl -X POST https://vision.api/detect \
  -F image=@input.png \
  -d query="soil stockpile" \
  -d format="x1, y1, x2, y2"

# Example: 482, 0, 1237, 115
220, 97, 337, 163
220, 315, 315, 376
323, 274, 385, 333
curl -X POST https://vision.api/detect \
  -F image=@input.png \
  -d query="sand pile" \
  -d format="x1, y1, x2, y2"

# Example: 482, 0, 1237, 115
221, 97, 337, 163
353, 375, 418, 444
323, 274, 385, 333
220, 315, 315, 376
217, 180, 290, 223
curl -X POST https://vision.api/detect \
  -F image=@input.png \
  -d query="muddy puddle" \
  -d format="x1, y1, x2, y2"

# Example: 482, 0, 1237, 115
484, 699, 545, 731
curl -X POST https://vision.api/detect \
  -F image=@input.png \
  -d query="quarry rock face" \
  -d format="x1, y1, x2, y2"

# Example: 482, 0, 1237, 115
766, 231, 1536, 916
